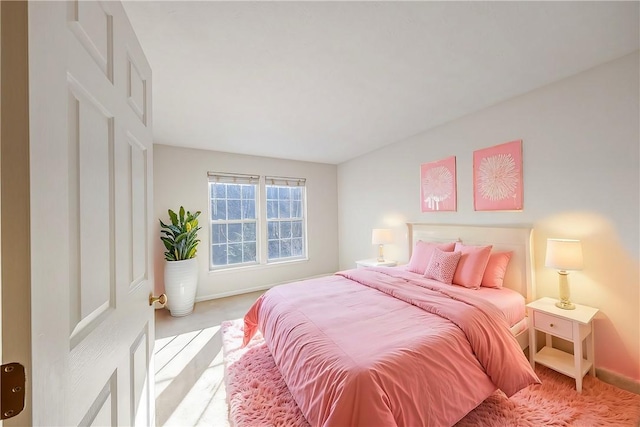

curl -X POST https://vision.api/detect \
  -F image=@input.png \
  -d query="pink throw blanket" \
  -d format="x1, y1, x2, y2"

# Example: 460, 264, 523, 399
244, 268, 539, 426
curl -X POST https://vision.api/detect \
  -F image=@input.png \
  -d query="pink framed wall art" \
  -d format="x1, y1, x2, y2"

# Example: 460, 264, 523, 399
421, 156, 457, 212
473, 140, 523, 211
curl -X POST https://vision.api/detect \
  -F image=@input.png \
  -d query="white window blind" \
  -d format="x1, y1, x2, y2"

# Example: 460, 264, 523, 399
265, 176, 306, 187
207, 172, 259, 184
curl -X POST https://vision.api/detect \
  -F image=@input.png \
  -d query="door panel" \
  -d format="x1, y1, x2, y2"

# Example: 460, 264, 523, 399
28, 1, 154, 425
127, 57, 147, 125
67, 81, 115, 344
130, 327, 150, 426
79, 374, 116, 427
68, 1, 113, 82
129, 133, 148, 288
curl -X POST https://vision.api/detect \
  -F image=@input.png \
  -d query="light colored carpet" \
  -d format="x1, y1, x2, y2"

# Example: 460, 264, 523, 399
222, 319, 640, 426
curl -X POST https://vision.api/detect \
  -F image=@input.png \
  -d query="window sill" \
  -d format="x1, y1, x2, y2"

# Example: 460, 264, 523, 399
208, 257, 309, 274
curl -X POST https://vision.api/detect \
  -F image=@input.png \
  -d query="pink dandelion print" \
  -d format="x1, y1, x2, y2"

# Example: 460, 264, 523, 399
474, 140, 523, 211
421, 156, 456, 212
478, 153, 518, 201
423, 166, 453, 209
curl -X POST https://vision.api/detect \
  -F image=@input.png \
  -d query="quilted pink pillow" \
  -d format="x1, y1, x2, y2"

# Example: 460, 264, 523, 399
481, 251, 513, 289
452, 243, 493, 289
424, 248, 462, 285
406, 241, 456, 275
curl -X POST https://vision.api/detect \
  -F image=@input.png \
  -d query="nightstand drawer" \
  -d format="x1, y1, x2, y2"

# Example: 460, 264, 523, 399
533, 311, 573, 340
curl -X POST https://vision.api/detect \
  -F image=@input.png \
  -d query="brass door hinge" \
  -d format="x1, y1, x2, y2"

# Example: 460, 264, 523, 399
1, 363, 25, 420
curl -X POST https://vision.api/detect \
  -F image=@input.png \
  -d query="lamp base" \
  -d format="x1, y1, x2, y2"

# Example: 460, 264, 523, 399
556, 272, 575, 310
555, 300, 576, 310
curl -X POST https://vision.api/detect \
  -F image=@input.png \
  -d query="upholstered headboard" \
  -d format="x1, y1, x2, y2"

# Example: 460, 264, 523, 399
407, 223, 535, 301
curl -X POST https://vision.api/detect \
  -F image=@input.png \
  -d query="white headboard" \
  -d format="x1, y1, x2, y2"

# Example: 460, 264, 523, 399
407, 223, 535, 302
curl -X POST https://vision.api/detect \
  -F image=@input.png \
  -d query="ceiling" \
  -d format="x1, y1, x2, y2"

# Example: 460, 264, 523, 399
122, 1, 639, 165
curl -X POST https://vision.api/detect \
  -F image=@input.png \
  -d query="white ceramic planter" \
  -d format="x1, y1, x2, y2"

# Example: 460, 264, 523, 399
164, 258, 199, 317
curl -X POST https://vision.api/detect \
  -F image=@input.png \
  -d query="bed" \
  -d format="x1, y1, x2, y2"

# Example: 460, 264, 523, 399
243, 224, 539, 426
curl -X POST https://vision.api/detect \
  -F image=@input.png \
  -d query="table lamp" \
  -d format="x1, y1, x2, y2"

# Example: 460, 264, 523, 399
545, 238, 583, 310
372, 229, 393, 262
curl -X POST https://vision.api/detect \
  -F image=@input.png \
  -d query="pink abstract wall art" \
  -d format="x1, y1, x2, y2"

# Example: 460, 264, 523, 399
421, 156, 457, 212
473, 140, 523, 211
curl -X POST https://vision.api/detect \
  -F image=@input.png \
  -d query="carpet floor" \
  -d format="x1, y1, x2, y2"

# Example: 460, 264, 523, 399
222, 319, 640, 426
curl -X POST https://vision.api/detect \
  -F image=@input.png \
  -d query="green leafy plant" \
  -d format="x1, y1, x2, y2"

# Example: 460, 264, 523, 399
159, 206, 202, 261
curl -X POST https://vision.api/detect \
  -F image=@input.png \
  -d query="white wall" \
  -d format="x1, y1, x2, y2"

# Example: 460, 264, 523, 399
154, 145, 338, 300
337, 52, 639, 382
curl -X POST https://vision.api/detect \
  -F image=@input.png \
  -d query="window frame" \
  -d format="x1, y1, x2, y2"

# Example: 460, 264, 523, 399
207, 173, 308, 272
208, 173, 260, 270
265, 177, 307, 263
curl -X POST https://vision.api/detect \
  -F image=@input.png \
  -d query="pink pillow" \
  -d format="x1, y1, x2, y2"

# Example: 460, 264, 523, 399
406, 241, 456, 275
424, 248, 462, 284
481, 251, 512, 288
452, 243, 493, 289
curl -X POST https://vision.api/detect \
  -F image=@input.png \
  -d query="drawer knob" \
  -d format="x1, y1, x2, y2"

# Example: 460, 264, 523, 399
549, 323, 554, 327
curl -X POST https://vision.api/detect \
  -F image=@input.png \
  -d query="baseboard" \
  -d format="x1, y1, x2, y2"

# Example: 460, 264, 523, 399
194, 272, 333, 302
194, 283, 273, 302
596, 367, 640, 395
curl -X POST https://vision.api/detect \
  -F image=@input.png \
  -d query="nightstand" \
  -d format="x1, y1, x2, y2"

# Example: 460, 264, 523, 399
356, 259, 397, 268
527, 297, 599, 393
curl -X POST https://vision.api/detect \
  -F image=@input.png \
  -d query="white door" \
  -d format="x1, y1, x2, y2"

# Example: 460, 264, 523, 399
29, 1, 154, 425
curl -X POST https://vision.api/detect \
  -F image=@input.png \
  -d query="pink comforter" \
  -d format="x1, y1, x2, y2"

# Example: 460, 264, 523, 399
243, 268, 539, 427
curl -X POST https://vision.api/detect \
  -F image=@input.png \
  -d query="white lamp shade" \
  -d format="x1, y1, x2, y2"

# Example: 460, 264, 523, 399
545, 238, 583, 271
372, 229, 393, 245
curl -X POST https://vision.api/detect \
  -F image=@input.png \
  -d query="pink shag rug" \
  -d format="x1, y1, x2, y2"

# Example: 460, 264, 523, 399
222, 319, 640, 426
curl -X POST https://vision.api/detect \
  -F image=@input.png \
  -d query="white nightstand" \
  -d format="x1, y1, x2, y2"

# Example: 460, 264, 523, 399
527, 297, 599, 393
356, 259, 397, 268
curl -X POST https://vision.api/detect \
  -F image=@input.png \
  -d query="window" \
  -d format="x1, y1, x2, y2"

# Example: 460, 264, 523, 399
208, 173, 307, 270
208, 173, 259, 268
266, 177, 306, 261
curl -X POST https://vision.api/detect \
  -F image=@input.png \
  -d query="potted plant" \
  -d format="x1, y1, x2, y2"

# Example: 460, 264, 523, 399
160, 206, 202, 316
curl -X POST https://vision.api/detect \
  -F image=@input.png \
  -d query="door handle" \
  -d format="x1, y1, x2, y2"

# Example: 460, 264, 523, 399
149, 293, 167, 306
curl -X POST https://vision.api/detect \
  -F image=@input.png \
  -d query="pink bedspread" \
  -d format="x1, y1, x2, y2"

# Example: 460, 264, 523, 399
243, 268, 539, 427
